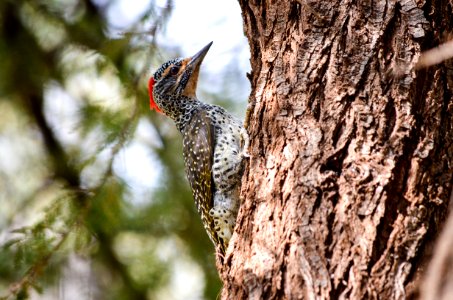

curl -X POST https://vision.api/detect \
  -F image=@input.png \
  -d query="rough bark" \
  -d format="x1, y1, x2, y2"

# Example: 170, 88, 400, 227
220, 0, 453, 299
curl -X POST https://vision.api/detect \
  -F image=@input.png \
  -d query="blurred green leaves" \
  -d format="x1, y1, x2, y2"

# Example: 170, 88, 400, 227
0, 0, 228, 299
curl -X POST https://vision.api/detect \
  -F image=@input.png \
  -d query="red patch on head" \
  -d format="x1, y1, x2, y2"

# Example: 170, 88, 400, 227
148, 77, 162, 113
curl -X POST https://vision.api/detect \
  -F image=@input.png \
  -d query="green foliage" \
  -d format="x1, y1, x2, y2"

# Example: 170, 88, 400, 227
0, 0, 249, 299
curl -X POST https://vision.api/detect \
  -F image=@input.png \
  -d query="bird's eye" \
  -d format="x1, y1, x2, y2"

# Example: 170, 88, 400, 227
170, 66, 179, 75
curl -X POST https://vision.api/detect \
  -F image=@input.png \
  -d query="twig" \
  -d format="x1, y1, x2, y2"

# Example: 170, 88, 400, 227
416, 39, 453, 69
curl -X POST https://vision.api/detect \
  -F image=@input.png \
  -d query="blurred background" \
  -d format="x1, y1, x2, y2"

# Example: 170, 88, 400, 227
0, 0, 250, 299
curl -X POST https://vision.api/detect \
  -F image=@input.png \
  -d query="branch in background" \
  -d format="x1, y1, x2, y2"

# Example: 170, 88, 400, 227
416, 39, 453, 70
2, 218, 77, 300
1, 0, 176, 297
26, 93, 81, 192
120, 0, 173, 43
420, 191, 453, 300
3, 92, 146, 300
392, 39, 453, 77
95, 96, 141, 189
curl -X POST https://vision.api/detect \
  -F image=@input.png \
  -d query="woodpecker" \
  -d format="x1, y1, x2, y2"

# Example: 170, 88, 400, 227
148, 42, 249, 253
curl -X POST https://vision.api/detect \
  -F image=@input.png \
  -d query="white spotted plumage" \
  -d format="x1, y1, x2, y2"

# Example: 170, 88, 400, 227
149, 43, 249, 253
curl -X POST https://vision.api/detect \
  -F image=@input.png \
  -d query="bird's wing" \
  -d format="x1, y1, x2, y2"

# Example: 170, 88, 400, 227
182, 110, 223, 249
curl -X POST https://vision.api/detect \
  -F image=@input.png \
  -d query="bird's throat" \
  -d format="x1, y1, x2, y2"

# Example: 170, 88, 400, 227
155, 94, 202, 132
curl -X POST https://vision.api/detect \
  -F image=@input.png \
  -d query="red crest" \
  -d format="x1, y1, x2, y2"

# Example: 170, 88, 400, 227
148, 78, 162, 113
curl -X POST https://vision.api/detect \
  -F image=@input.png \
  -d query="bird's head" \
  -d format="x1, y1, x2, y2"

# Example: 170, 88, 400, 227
148, 42, 213, 114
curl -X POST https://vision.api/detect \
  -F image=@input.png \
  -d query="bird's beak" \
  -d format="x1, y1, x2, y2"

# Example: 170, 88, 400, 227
188, 42, 213, 69
178, 42, 213, 97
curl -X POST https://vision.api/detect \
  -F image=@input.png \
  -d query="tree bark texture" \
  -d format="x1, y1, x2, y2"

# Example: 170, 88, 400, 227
221, 0, 453, 299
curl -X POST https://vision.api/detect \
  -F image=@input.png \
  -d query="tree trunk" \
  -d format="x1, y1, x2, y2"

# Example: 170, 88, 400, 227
220, 0, 453, 299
